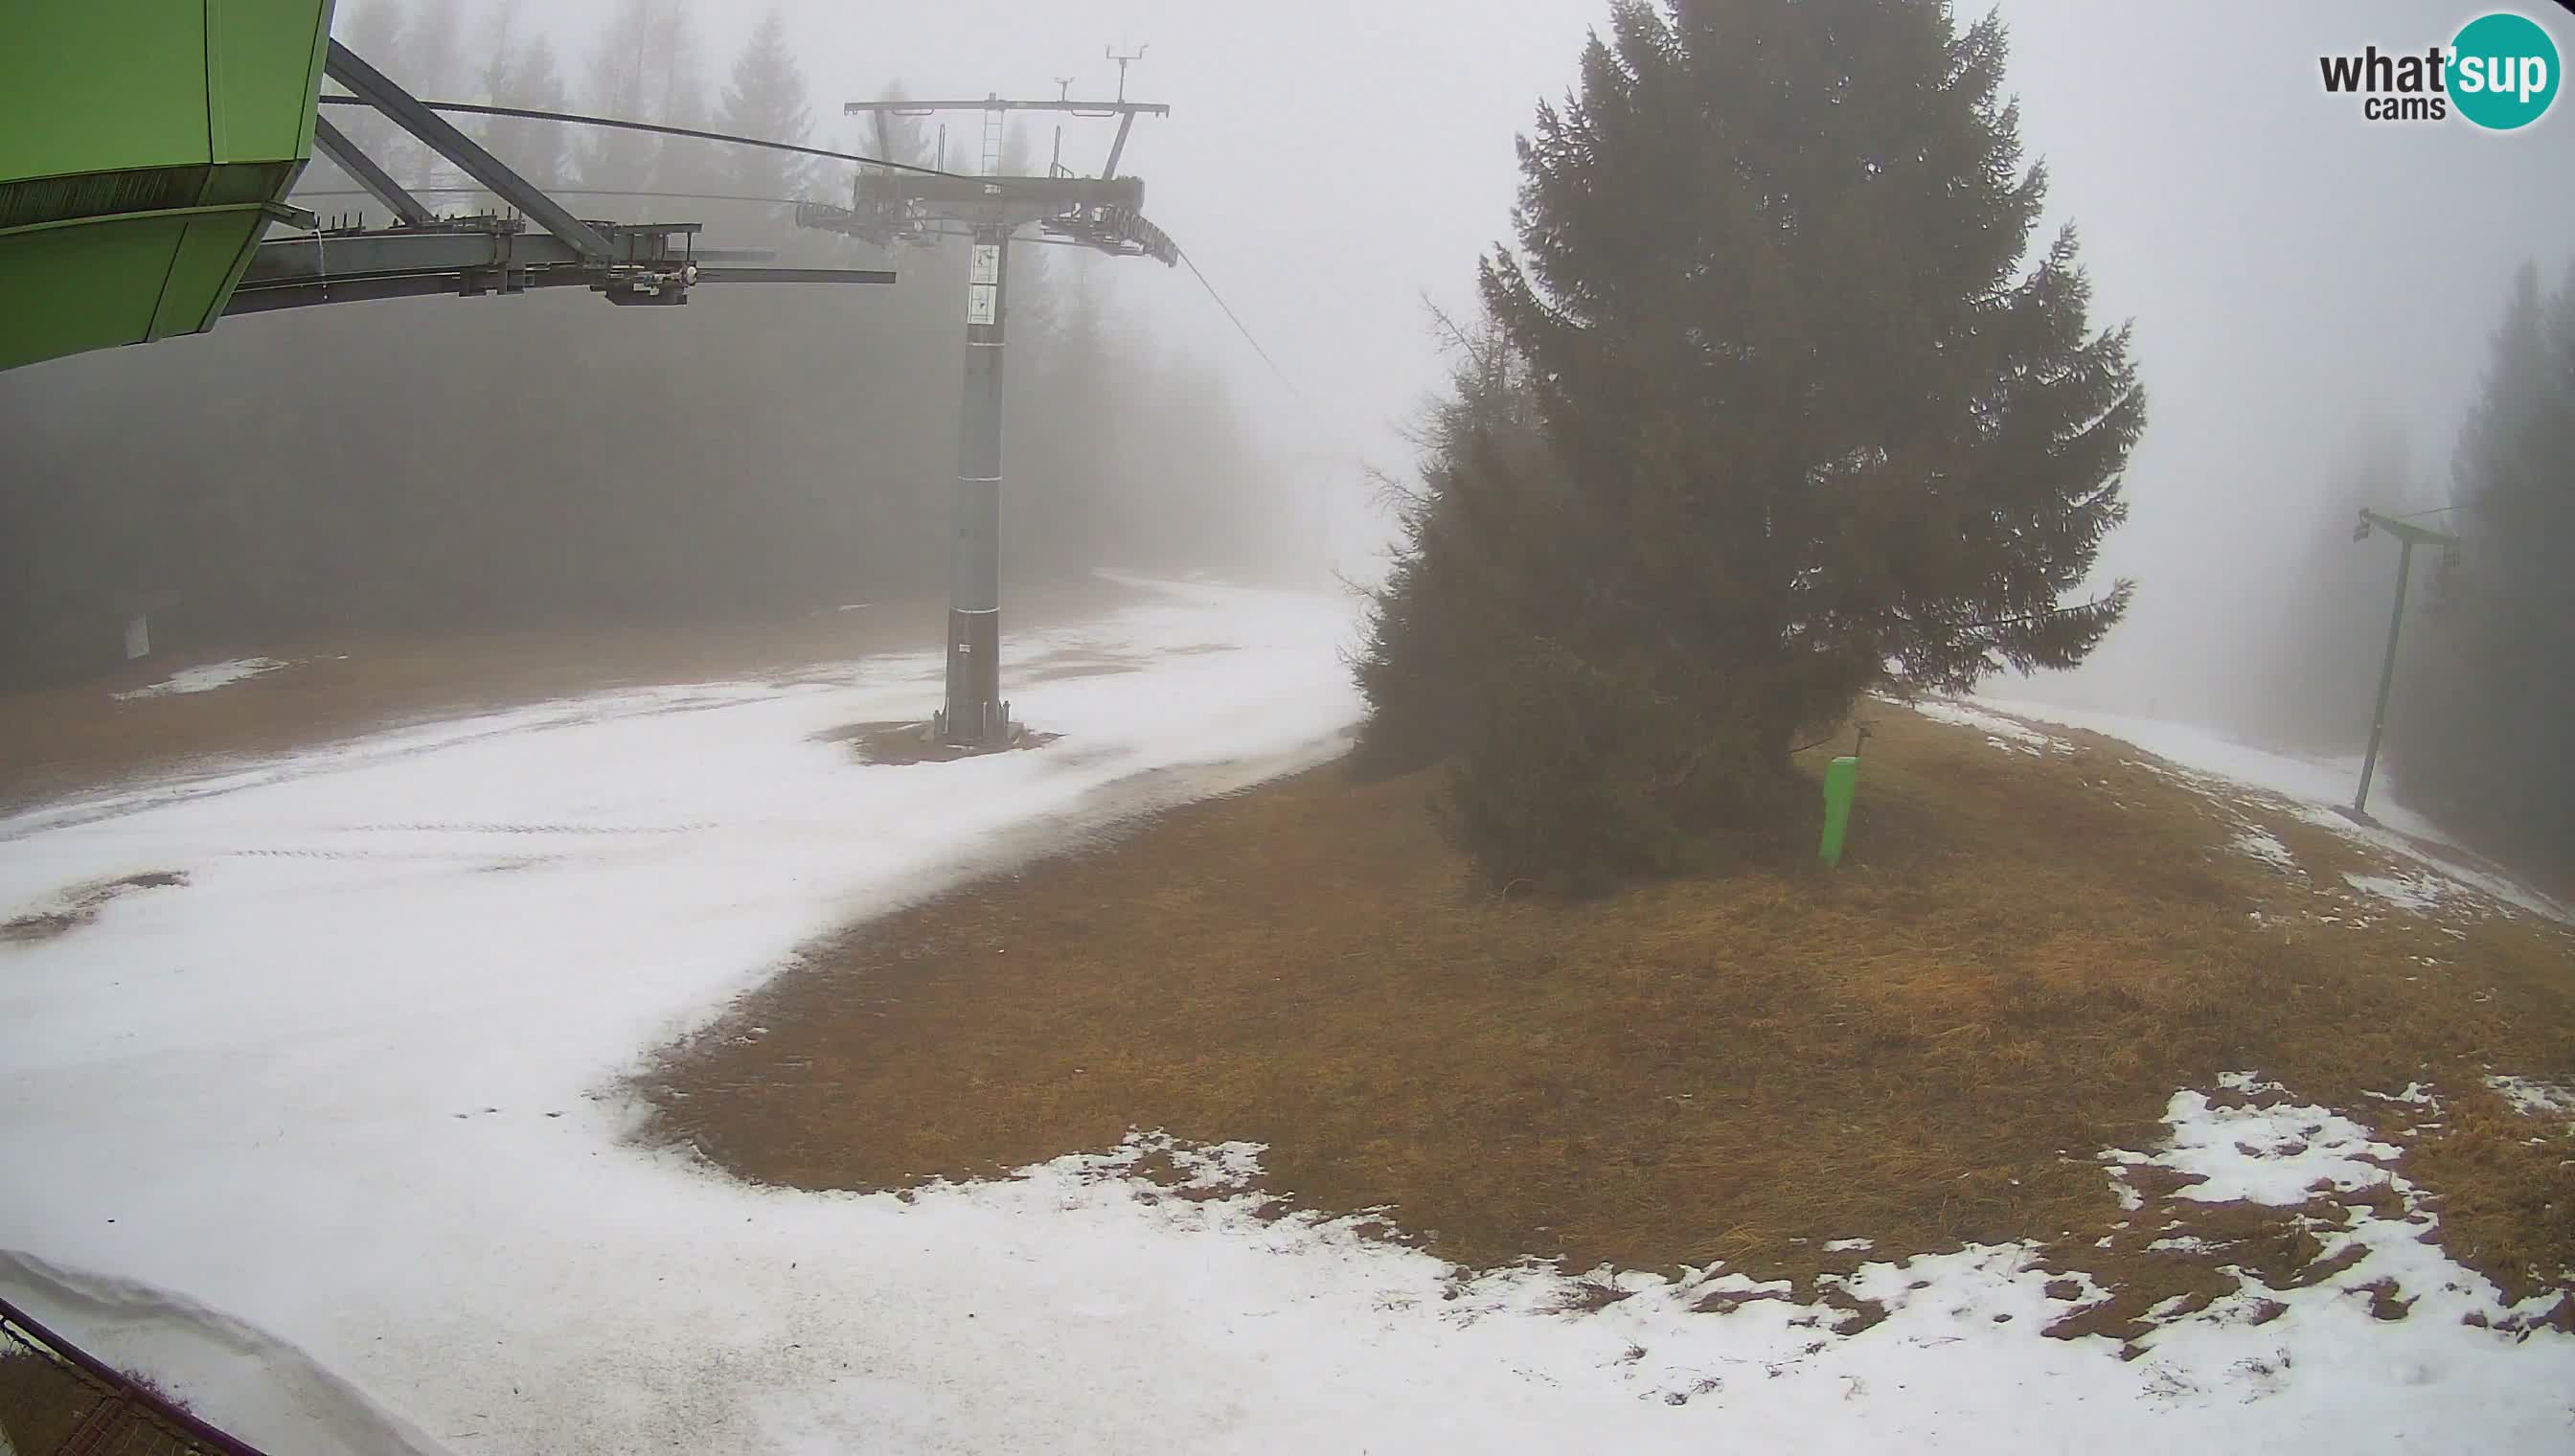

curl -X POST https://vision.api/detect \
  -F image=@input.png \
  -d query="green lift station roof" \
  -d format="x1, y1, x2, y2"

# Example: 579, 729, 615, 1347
0, 1, 338, 373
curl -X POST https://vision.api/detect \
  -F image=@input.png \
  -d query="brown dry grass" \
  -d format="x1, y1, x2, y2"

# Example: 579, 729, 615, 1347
0, 1345, 209, 1456
0, 872, 187, 944
648, 704, 2575, 1316
0, 1346, 95, 1455
815, 722, 1066, 764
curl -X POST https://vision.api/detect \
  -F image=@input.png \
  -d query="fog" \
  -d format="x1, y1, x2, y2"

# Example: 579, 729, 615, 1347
9, 0, 2572, 751
510, 0, 1607, 595
1994, 4, 2575, 732
511, 0, 2575, 735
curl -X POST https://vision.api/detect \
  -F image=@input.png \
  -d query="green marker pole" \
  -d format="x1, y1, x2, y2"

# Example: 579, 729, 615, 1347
1819, 756, 1860, 869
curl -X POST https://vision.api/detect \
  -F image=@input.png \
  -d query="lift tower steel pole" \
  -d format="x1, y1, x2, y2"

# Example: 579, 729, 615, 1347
807, 88, 1176, 747
950, 222, 1011, 740
2349, 508, 2460, 822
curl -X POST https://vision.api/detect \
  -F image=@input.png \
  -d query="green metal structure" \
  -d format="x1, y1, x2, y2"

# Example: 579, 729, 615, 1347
0, 1, 336, 374
1818, 755, 1860, 869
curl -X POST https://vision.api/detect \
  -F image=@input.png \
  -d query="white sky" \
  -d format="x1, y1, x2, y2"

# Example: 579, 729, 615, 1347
494, 0, 2574, 716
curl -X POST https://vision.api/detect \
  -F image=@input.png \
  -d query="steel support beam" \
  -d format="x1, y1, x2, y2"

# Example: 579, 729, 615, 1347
226, 265, 893, 316
244, 219, 708, 280
309, 114, 437, 228
1104, 111, 1138, 179
230, 225, 891, 315
855, 172, 1143, 219
845, 99, 1169, 118
225, 268, 585, 314
242, 225, 562, 284
696, 266, 895, 285
324, 41, 613, 258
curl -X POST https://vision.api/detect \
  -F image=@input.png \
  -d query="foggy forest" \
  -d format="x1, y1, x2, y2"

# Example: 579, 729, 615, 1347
2, 0, 1306, 684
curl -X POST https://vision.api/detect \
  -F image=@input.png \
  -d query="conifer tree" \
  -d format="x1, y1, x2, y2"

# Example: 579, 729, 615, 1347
479, 25, 569, 190
326, 0, 411, 199
1364, 0, 2146, 890
717, 10, 813, 202
646, 7, 719, 198
396, 0, 465, 187
582, 0, 675, 192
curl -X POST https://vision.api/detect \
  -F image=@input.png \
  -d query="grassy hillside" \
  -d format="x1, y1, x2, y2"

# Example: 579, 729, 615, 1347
652, 700, 2575, 1341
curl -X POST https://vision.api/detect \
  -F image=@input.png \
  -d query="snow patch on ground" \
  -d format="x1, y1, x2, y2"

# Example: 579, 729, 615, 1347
110, 657, 288, 699
2486, 1076, 2575, 1124
1902, 696, 2072, 754
2290, 802, 2569, 922
2090, 1077, 2566, 1347
2149, 1088, 2399, 1208
1024, 1085, 2575, 1443
1975, 699, 2439, 835
1979, 695, 2568, 924
2343, 870, 2455, 916
2232, 828, 2298, 873
2365, 1083, 2439, 1108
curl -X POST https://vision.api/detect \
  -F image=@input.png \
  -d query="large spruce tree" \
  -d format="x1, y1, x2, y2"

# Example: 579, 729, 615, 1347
1364, 0, 2146, 891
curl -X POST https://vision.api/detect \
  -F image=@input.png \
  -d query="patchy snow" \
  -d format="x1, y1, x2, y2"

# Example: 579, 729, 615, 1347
1978, 695, 2568, 923
1902, 696, 2072, 754
2084, 1076, 2567, 1376
2365, 1083, 2439, 1108
6, 590, 2573, 1453
1974, 698, 2436, 833
2153, 1080, 2564, 1327
2297, 806, 2569, 922
110, 656, 288, 699
2486, 1076, 2575, 1124
2343, 870, 2455, 916
2149, 1090, 2398, 1208
2232, 828, 2298, 873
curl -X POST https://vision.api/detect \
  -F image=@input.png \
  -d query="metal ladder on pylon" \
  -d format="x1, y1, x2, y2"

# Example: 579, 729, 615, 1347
978, 102, 1006, 176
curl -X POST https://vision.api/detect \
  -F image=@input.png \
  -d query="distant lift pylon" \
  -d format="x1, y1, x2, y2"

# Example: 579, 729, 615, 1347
2347, 508, 2462, 823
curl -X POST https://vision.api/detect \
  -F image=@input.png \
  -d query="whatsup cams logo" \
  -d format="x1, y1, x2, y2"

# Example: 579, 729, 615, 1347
2318, 11, 2562, 128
